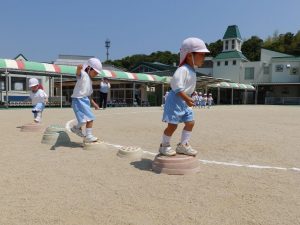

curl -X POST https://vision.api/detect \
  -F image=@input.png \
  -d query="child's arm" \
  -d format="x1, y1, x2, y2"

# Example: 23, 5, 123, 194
90, 98, 100, 110
76, 64, 83, 77
177, 91, 194, 107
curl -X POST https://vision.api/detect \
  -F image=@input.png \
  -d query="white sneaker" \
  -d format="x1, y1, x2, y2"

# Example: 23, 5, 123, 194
159, 143, 176, 156
84, 135, 98, 143
71, 126, 85, 137
176, 143, 198, 156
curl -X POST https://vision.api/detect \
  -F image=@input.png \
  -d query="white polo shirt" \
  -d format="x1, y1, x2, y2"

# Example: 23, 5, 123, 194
170, 64, 196, 96
30, 89, 48, 105
71, 70, 93, 98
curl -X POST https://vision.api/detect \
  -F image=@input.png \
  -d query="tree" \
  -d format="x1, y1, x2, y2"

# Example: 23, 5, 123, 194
207, 39, 223, 57
241, 36, 263, 61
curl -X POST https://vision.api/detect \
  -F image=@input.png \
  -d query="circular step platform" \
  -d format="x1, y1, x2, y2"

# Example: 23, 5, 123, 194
117, 146, 143, 160
21, 123, 44, 132
41, 124, 70, 145
152, 154, 199, 175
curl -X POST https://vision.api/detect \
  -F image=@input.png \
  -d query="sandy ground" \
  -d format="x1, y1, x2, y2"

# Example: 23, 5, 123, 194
0, 105, 299, 225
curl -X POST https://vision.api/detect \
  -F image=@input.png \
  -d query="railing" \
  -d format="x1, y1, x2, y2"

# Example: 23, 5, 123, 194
265, 97, 300, 105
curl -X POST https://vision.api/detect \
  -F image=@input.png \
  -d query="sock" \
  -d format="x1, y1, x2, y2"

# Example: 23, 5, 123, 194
161, 133, 171, 145
181, 130, 191, 145
86, 128, 92, 137
35, 112, 42, 122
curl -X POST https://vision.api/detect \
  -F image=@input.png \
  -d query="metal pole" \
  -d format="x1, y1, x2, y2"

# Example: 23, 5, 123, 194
5, 70, 9, 108
162, 83, 164, 104
133, 82, 135, 106
255, 84, 258, 104
231, 88, 234, 105
49, 76, 52, 108
0, 73, 2, 105
60, 74, 62, 108
217, 86, 220, 105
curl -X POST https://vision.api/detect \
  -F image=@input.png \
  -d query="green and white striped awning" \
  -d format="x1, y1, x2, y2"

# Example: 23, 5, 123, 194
0, 58, 167, 83
208, 81, 255, 90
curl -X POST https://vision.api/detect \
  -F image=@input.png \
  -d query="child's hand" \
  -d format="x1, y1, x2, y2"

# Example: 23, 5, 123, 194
186, 99, 195, 107
94, 104, 100, 110
76, 64, 83, 76
77, 64, 83, 70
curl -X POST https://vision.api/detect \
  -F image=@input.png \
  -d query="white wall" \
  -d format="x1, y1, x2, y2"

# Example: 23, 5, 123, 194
271, 60, 300, 83
213, 59, 242, 82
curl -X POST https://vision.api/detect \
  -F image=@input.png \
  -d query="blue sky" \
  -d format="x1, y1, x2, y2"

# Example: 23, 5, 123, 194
1, 0, 299, 62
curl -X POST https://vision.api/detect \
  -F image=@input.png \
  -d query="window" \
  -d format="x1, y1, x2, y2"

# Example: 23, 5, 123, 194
0, 77, 5, 91
245, 67, 254, 80
231, 40, 235, 49
237, 40, 241, 49
291, 67, 298, 75
263, 66, 269, 74
233, 60, 236, 65
217, 61, 220, 66
225, 61, 228, 66
275, 65, 284, 72
225, 40, 228, 50
11, 77, 26, 91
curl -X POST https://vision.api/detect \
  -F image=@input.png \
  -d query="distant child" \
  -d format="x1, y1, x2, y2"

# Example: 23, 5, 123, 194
159, 37, 209, 156
70, 58, 102, 143
197, 92, 203, 108
207, 93, 214, 108
28, 78, 48, 123
191, 91, 198, 108
202, 93, 207, 108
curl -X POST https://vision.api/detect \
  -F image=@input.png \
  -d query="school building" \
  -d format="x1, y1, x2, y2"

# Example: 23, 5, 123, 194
211, 25, 300, 104
0, 55, 167, 107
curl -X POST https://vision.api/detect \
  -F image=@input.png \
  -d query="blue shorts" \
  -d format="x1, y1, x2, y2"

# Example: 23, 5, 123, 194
72, 97, 95, 125
162, 90, 194, 124
32, 102, 45, 112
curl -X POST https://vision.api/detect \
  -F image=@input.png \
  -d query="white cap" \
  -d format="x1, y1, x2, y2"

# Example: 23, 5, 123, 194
28, 78, 39, 87
83, 58, 102, 74
179, 37, 210, 66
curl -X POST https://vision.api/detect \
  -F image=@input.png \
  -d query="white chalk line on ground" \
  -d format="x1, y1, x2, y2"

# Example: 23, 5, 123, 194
65, 118, 300, 173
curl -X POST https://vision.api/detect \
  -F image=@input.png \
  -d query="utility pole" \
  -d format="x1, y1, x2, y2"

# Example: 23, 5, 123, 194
105, 39, 111, 61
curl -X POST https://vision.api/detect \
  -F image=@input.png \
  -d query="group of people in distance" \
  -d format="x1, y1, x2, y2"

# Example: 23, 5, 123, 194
27, 37, 209, 157
191, 91, 214, 108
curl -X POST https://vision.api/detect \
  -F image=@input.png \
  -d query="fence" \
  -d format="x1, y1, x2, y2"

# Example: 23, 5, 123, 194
265, 97, 300, 105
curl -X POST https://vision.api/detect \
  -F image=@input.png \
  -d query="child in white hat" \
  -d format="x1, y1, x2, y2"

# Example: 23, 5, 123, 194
159, 37, 209, 156
28, 78, 48, 123
71, 58, 102, 143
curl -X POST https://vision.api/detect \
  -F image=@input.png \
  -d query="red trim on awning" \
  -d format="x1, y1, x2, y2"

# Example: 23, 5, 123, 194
53, 65, 61, 73
149, 74, 156, 81
132, 73, 138, 80
16, 60, 25, 70
110, 71, 117, 78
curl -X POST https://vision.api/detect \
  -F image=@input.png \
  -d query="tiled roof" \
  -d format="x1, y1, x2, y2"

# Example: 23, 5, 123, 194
214, 51, 248, 61
223, 25, 242, 39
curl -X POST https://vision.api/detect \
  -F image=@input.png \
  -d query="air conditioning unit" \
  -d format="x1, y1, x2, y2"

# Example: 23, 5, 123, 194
290, 67, 298, 75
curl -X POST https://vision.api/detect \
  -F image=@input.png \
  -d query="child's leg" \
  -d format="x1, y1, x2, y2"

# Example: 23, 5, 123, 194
86, 120, 93, 128
85, 120, 97, 142
163, 123, 177, 137
159, 123, 177, 156
176, 121, 197, 156
34, 111, 42, 123
181, 121, 194, 145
